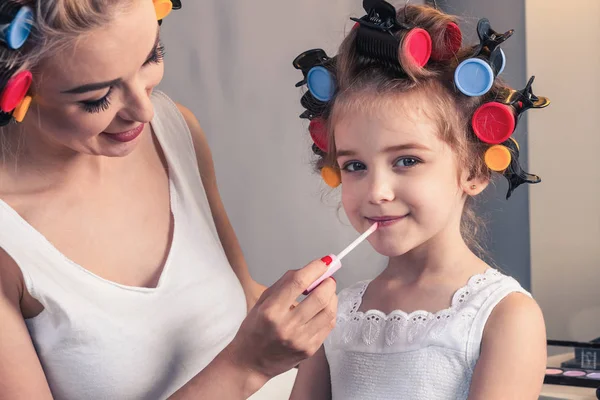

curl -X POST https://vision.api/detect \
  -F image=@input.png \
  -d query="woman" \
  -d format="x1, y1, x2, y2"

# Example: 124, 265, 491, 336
0, 0, 337, 398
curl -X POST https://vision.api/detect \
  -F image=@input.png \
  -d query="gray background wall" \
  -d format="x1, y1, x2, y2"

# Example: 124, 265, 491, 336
159, 0, 389, 291
434, 0, 532, 289
526, 0, 600, 342
158, 0, 530, 293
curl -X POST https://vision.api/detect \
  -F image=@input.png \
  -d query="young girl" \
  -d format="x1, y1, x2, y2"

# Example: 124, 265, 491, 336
291, 2, 548, 399
0, 1, 337, 398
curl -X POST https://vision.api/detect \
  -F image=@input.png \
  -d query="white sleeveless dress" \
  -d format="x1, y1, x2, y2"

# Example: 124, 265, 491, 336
324, 269, 530, 400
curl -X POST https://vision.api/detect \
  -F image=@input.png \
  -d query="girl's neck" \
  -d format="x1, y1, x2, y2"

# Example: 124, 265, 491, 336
382, 222, 486, 285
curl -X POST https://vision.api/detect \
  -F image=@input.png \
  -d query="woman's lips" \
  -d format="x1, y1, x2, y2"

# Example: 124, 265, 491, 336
102, 123, 145, 143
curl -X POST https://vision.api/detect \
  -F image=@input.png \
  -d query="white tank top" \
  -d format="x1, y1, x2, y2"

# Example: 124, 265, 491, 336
324, 268, 530, 400
0, 90, 247, 400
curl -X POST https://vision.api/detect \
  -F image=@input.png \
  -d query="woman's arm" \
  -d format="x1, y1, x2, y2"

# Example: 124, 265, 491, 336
168, 347, 267, 399
177, 104, 266, 310
0, 252, 54, 400
468, 293, 547, 400
290, 346, 332, 400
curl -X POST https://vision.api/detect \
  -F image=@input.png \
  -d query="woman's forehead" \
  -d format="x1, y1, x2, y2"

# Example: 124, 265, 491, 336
36, 0, 158, 92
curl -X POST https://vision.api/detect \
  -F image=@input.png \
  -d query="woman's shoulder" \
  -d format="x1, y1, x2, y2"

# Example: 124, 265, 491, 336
151, 90, 196, 128
174, 102, 203, 139
150, 90, 206, 150
168, 101, 215, 184
149, 91, 211, 172
0, 247, 29, 315
0, 248, 21, 293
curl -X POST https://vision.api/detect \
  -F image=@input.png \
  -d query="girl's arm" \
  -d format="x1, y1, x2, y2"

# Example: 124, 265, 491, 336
468, 293, 547, 400
177, 104, 267, 311
290, 346, 332, 400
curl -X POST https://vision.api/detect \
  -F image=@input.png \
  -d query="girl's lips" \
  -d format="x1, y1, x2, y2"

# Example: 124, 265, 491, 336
366, 215, 407, 227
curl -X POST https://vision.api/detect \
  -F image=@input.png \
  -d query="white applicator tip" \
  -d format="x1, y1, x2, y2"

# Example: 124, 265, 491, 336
303, 222, 378, 295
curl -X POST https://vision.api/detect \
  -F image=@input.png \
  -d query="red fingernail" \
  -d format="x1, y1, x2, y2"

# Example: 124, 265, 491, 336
321, 256, 333, 266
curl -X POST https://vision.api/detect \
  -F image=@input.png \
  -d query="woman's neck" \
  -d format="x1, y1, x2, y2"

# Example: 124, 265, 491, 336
0, 124, 123, 194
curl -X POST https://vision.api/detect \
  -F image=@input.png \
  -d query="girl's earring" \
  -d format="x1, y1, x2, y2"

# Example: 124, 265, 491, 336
470, 184, 477, 190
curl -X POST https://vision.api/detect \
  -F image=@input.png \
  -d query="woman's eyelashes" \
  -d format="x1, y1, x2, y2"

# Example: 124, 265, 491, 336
341, 156, 422, 172
78, 43, 166, 114
80, 86, 113, 114
144, 42, 165, 66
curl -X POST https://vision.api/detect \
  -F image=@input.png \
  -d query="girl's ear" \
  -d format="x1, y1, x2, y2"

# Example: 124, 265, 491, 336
461, 169, 490, 196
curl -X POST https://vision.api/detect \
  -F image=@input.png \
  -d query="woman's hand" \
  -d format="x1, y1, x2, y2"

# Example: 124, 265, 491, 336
226, 257, 338, 387
169, 258, 337, 399
244, 280, 268, 311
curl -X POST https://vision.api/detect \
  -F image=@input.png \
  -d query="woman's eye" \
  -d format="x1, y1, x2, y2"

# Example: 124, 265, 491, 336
144, 43, 165, 65
79, 87, 113, 114
342, 161, 366, 172
75, 43, 165, 114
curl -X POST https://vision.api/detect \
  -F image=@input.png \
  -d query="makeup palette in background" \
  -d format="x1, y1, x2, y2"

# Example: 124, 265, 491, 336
545, 339, 600, 398
545, 367, 600, 387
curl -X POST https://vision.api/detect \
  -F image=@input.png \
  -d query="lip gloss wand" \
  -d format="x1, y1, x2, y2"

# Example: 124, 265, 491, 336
304, 222, 378, 295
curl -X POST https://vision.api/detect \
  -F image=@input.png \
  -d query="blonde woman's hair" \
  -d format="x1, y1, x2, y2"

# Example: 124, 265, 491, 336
1, 0, 136, 85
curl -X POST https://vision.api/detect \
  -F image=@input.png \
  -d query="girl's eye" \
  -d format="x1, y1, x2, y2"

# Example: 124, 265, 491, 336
342, 161, 366, 172
394, 157, 420, 168
79, 87, 113, 114
144, 43, 165, 65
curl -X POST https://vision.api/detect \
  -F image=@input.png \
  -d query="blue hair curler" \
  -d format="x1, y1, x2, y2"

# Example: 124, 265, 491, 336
455, 58, 495, 97
0, 4, 33, 50
307, 66, 335, 102
293, 48, 337, 103
498, 48, 506, 74
454, 18, 512, 97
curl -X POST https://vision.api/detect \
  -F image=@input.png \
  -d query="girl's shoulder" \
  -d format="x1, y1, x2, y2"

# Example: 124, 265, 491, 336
337, 280, 371, 316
